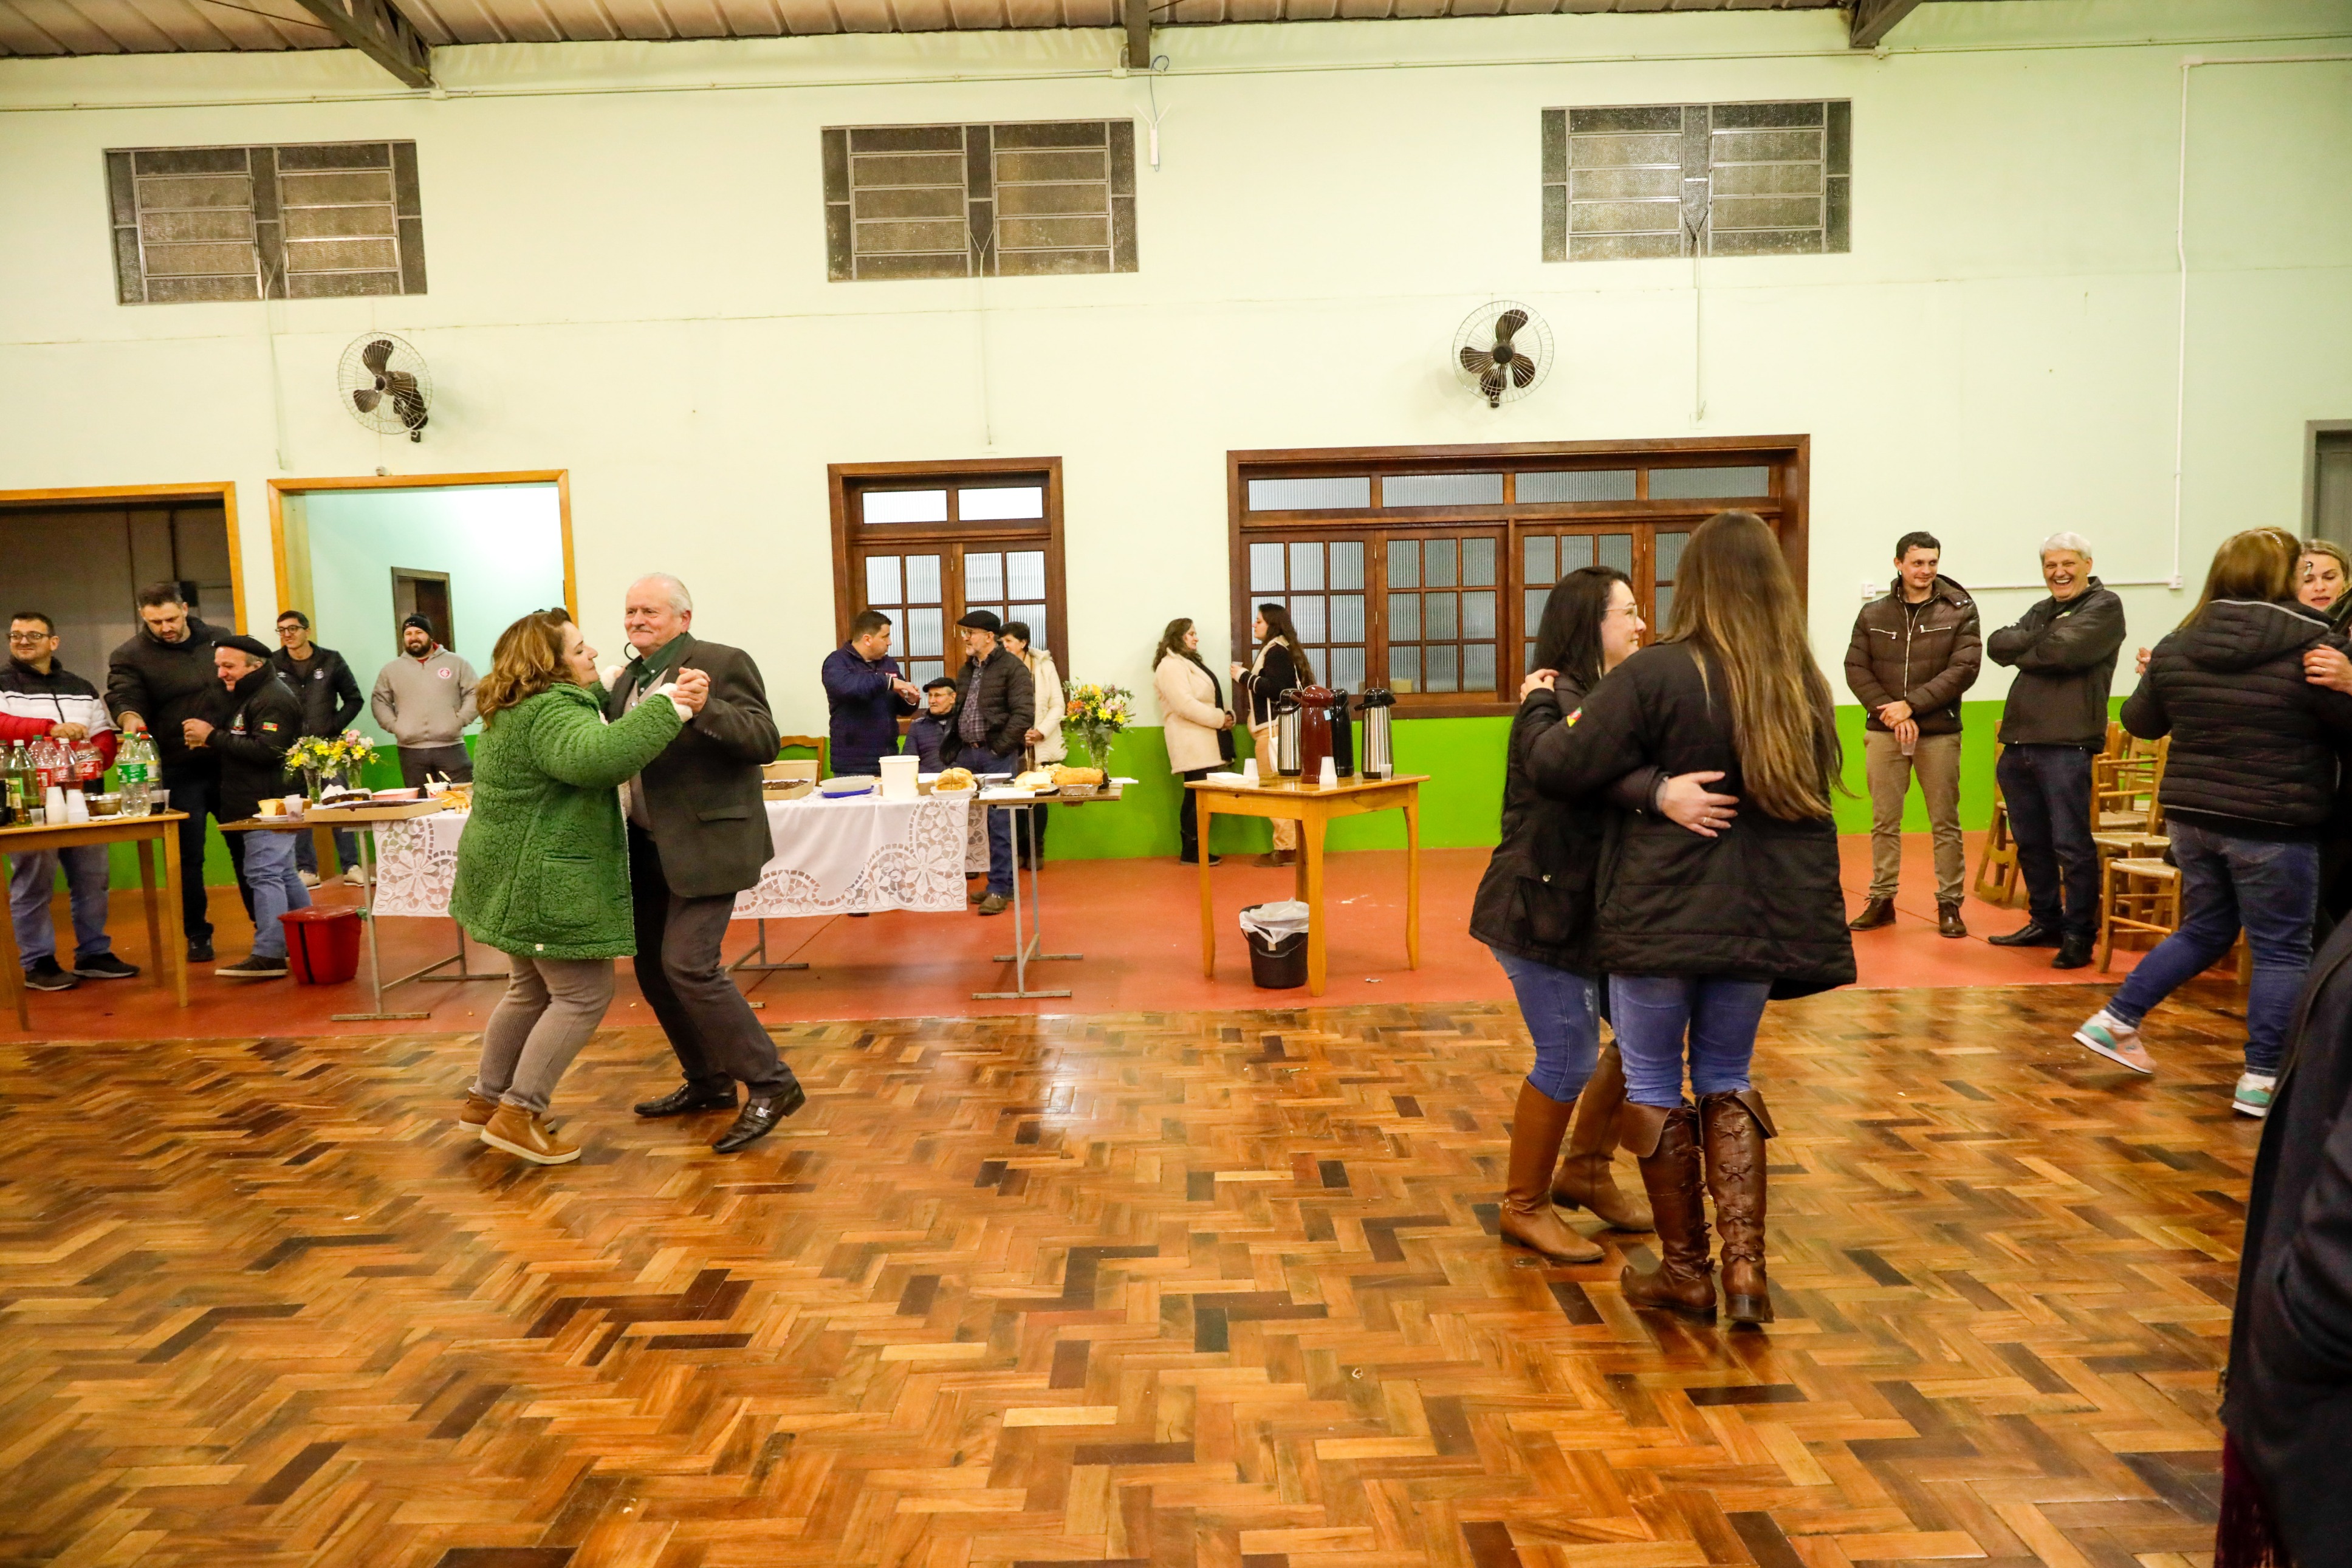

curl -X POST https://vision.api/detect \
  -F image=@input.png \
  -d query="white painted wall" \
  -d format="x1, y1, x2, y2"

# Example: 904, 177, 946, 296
2, 0, 2347, 738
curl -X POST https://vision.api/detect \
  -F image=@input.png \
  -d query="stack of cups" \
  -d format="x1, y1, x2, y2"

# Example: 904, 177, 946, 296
1318, 756, 1339, 789
1241, 756, 1259, 785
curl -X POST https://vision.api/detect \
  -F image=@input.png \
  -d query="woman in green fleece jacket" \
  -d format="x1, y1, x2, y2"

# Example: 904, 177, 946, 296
450, 609, 710, 1166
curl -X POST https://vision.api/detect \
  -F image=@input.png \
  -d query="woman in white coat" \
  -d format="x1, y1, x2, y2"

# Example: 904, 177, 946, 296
1003, 621, 1063, 869
1153, 617, 1236, 866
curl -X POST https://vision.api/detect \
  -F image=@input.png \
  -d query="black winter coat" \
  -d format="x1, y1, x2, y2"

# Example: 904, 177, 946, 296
2122, 599, 2352, 840
1236, 640, 1304, 727
105, 616, 225, 773
2223, 914, 2352, 1568
951, 647, 1037, 760
270, 645, 365, 741
1469, 675, 1662, 973
205, 665, 304, 822
1528, 643, 1855, 999
1986, 581, 2126, 747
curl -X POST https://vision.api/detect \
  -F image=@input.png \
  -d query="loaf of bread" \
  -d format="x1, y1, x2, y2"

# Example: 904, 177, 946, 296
1052, 766, 1105, 787
933, 768, 976, 792
1013, 770, 1058, 791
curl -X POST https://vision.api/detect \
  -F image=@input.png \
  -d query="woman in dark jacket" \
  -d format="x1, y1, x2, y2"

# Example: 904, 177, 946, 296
1529, 512, 1852, 1325
2074, 529, 2352, 1117
1471, 566, 1737, 1262
1232, 603, 1311, 867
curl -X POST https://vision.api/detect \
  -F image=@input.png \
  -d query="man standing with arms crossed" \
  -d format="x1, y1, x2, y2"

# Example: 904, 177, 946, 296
1844, 531, 1982, 937
612, 575, 806, 1154
371, 614, 478, 790
1987, 532, 2126, 970
106, 584, 226, 963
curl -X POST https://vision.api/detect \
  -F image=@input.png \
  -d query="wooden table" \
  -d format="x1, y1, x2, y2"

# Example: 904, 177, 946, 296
1189, 775, 1425, 997
0, 810, 191, 1030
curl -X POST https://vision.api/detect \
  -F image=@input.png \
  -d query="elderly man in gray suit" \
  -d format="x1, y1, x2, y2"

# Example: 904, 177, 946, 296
608, 573, 803, 1154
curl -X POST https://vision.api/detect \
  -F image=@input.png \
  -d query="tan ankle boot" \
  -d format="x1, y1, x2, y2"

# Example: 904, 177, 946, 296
1617, 1103, 1716, 1318
481, 1103, 581, 1166
1499, 1081, 1604, 1263
1699, 1089, 1775, 1325
458, 1090, 499, 1127
1551, 1044, 1654, 1231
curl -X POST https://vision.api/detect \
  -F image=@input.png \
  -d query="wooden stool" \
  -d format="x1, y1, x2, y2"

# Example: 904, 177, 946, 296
2096, 856, 2181, 972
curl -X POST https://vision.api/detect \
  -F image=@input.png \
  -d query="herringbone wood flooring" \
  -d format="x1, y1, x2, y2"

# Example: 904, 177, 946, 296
0, 985, 2254, 1567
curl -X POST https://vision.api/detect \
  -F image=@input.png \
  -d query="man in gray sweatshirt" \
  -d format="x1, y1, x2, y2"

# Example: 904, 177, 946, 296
371, 614, 479, 788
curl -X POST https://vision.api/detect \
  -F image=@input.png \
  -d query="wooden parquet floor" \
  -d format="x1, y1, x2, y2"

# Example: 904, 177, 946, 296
0, 984, 2258, 1568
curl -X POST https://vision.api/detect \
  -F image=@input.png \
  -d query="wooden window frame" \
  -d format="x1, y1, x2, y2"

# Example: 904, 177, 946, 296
827, 457, 1069, 693
1228, 436, 1809, 720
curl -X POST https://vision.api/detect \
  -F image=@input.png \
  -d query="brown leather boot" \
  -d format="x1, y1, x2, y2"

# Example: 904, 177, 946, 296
480, 1103, 581, 1166
1938, 902, 1968, 939
1617, 1103, 1716, 1318
1550, 1044, 1653, 1231
1499, 1081, 1603, 1263
1699, 1089, 1775, 1325
1848, 895, 1896, 931
458, 1090, 499, 1127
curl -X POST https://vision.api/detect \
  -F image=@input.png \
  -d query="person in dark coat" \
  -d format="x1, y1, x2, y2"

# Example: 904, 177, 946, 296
906, 679, 959, 772
949, 611, 1035, 914
1985, 533, 2127, 969
607, 575, 803, 1155
1469, 564, 1738, 1264
1529, 512, 1853, 1327
822, 609, 919, 780
2295, 541, 2352, 936
105, 583, 225, 960
184, 635, 309, 979
1232, 603, 1310, 867
2220, 910, 2352, 1568
2071, 529, 2352, 1117
271, 609, 366, 883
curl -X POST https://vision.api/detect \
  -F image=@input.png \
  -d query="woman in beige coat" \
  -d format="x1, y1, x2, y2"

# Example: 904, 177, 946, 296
1153, 617, 1235, 866
1004, 621, 1063, 869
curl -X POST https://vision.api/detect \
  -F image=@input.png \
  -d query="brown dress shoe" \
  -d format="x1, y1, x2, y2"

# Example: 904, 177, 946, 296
1551, 1044, 1653, 1231
458, 1090, 499, 1127
480, 1104, 581, 1166
1617, 1104, 1716, 1319
1938, 901, 1968, 939
1499, 1080, 1604, 1262
1256, 851, 1297, 868
1847, 896, 1896, 931
1699, 1090, 1775, 1325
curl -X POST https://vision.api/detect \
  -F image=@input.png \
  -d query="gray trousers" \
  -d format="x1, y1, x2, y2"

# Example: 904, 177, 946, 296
473, 953, 615, 1115
629, 825, 795, 1101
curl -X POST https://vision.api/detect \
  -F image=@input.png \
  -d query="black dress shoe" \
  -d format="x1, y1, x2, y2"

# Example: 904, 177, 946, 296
713, 1080, 806, 1153
633, 1084, 738, 1118
187, 938, 214, 963
2052, 936, 2094, 970
1987, 922, 2062, 948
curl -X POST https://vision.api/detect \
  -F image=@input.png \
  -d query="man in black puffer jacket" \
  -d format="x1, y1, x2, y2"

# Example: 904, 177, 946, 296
183, 636, 310, 980
2070, 529, 2352, 1117
105, 584, 226, 959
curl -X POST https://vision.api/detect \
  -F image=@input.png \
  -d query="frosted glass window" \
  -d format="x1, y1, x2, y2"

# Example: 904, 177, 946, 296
1463, 537, 1497, 587
908, 607, 943, 657
1250, 542, 1286, 592
1331, 594, 1365, 643
1525, 587, 1548, 630
1524, 639, 1538, 673
959, 485, 1044, 521
1647, 465, 1769, 499
1425, 593, 1458, 641
1425, 538, 1458, 589
1331, 647, 1366, 690
907, 660, 945, 687
965, 552, 1004, 603
1248, 476, 1371, 512
1390, 593, 1421, 642
1517, 470, 1636, 503
1656, 530, 1689, 581
1382, 472, 1503, 507
1291, 596, 1326, 643
1654, 585, 1675, 628
1557, 535, 1596, 572
1463, 591, 1496, 640
1008, 604, 1047, 646
863, 489, 948, 524
1007, 550, 1046, 599
1290, 542, 1324, 592
1390, 540, 1420, 589
1331, 541, 1365, 591
1524, 535, 1555, 584
1599, 533, 1633, 575
1464, 643, 1496, 693
1391, 646, 1420, 694
906, 554, 941, 603
1425, 645, 1459, 694
866, 556, 902, 606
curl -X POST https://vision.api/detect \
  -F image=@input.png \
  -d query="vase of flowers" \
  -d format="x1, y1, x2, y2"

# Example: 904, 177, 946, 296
285, 731, 379, 801
1063, 681, 1132, 775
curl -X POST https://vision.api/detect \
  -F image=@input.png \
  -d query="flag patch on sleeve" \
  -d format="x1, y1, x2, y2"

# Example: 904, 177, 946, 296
261, 721, 280, 731
1564, 708, 1582, 728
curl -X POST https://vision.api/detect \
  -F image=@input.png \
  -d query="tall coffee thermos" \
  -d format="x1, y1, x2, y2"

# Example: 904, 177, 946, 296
1271, 690, 1305, 778
1323, 688, 1356, 779
1294, 686, 1335, 781
1357, 688, 1396, 779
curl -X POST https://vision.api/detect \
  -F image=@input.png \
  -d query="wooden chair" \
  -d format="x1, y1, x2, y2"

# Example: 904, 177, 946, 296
2097, 856, 2181, 971
777, 734, 830, 777
2093, 733, 2164, 832
2091, 736, 2169, 871
1973, 745, 2027, 908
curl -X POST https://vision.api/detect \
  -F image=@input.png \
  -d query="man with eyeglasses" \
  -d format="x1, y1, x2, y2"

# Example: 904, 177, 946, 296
272, 610, 366, 887
2, 612, 140, 991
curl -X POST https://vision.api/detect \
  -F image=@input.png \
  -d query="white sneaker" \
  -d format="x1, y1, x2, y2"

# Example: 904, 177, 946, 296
344, 869, 370, 887
2073, 1009, 2156, 1074
297, 871, 321, 889
2233, 1072, 2277, 1118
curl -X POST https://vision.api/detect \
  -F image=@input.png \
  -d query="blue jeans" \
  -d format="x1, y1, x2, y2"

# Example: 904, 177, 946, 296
7, 846, 113, 967
293, 824, 362, 877
1609, 974, 1773, 1109
1491, 948, 1600, 1102
1998, 742, 2100, 939
955, 744, 1018, 897
241, 828, 312, 960
2106, 819, 2316, 1073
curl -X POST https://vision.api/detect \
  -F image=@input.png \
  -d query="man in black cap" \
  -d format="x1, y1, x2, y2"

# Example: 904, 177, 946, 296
948, 611, 1034, 916
370, 614, 479, 789
183, 635, 309, 979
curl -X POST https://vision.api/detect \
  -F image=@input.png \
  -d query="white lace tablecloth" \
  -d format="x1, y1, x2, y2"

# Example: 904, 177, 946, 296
368, 793, 976, 920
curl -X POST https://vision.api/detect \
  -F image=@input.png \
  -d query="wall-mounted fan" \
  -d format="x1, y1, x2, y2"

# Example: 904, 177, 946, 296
337, 333, 431, 442
1452, 301, 1552, 409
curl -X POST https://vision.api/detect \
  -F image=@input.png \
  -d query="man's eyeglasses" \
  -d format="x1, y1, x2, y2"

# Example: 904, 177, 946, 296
7, 631, 52, 645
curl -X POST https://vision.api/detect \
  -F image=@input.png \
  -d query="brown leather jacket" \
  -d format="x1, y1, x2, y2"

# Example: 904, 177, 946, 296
1843, 575, 1981, 735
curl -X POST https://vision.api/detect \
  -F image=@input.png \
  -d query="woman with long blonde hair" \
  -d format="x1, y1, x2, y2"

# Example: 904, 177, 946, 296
2073, 527, 2352, 1115
1531, 511, 1852, 1326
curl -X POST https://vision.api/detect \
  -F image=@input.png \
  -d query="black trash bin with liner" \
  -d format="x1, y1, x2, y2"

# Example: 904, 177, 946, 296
1240, 902, 1309, 990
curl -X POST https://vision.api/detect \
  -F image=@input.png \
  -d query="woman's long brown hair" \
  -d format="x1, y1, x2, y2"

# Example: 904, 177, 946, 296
1663, 511, 1840, 821
2189, 528, 2301, 623
474, 609, 578, 723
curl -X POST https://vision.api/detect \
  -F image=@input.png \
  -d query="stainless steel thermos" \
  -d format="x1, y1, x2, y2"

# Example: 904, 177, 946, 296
1357, 688, 1395, 779
1272, 691, 1304, 778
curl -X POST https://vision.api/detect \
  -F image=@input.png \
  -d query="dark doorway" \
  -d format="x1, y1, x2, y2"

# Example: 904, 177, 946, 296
391, 569, 454, 651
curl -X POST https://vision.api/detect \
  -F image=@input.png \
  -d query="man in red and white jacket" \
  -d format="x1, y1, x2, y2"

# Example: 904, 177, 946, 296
3, 611, 137, 991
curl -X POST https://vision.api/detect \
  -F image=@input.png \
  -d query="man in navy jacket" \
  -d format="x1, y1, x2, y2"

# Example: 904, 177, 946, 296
821, 611, 919, 779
